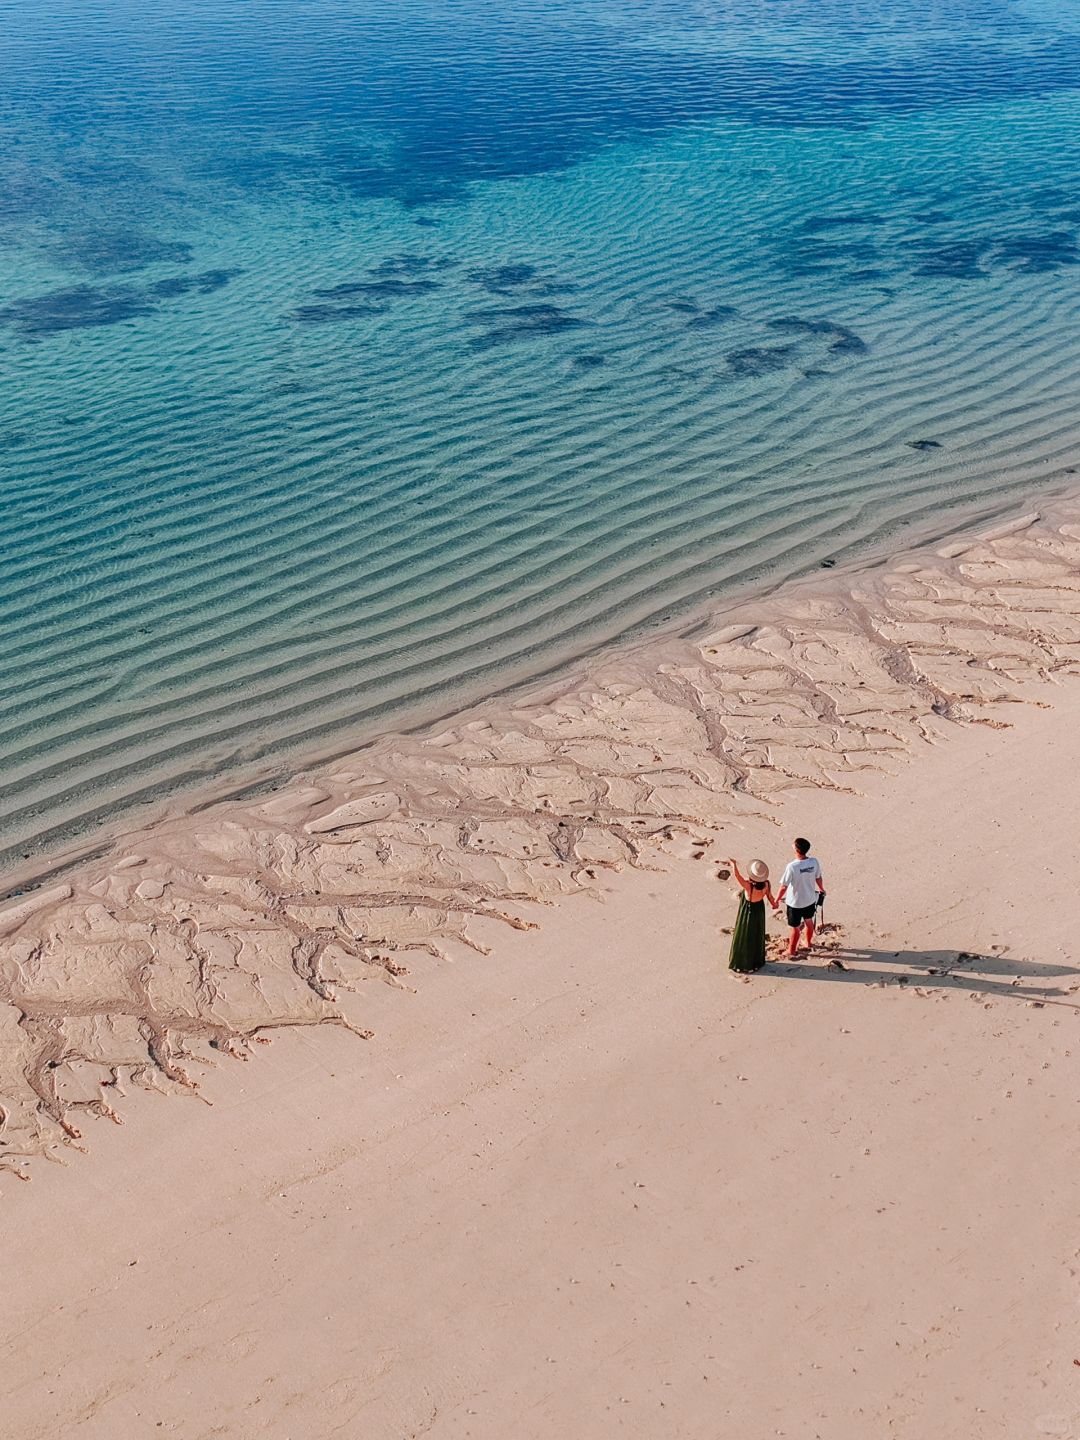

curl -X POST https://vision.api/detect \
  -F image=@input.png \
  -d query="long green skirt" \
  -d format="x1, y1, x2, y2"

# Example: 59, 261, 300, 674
728, 894, 767, 973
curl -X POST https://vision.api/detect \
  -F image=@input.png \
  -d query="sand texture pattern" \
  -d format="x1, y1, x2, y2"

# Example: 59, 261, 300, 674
2, 498, 1079, 1177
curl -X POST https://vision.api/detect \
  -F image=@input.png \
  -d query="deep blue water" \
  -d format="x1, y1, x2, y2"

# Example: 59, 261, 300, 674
2, 0, 1080, 871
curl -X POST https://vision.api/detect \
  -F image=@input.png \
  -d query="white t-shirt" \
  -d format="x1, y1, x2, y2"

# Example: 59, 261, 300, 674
780, 856, 821, 908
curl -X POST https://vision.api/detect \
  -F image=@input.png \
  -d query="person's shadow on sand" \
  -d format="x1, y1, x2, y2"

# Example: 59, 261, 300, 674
770, 934, 1080, 1007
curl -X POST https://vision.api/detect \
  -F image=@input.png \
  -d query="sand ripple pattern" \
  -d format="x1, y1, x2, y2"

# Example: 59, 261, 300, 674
2, 500, 1079, 1177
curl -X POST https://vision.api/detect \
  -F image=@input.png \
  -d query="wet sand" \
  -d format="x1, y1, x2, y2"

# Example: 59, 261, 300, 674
2, 497, 1080, 1437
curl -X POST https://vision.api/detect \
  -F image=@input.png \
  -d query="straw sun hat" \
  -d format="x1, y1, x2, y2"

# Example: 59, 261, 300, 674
748, 859, 770, 882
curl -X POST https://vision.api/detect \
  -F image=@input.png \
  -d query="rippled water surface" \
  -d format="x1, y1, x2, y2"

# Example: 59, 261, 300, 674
3, 0, 1080, 869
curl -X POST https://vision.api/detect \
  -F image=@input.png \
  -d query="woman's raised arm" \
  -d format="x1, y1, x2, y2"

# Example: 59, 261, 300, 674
726, 858, 750, 896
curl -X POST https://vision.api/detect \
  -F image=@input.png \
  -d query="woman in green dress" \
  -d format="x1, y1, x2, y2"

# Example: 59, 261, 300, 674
725, 858, 778, 975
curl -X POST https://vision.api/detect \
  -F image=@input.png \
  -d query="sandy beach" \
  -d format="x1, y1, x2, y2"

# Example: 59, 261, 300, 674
3, 495, 1080, 1438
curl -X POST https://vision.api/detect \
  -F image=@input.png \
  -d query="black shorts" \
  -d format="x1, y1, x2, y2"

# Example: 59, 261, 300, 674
786, 902, 818, 928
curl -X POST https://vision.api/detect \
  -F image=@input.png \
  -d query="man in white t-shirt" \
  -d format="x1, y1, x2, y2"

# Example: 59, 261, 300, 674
775, 837, 825, 957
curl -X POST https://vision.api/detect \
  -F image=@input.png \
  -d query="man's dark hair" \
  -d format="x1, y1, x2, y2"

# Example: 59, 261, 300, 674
794, 837, 811, 856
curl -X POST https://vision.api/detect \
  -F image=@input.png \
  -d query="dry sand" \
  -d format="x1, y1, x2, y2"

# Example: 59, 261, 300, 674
3, 498, 1080, 1437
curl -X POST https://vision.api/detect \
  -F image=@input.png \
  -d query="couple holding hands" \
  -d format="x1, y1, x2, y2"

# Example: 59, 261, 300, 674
725, 837, 825, 975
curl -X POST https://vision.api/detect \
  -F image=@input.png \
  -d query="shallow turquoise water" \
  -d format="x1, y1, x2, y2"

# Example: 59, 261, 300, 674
2, 0, 1080, 869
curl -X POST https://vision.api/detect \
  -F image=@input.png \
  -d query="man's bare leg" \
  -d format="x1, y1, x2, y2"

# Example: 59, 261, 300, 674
788, 927, 800, 958
803, 918, 815, 951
